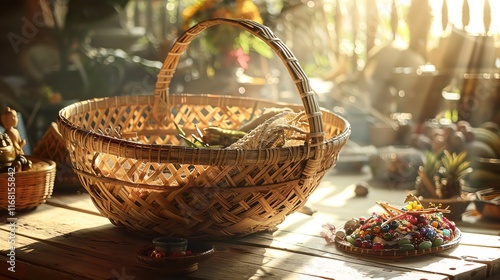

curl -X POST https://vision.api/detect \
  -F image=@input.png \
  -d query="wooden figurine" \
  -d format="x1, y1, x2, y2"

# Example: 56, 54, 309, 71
1, 107, 26, 155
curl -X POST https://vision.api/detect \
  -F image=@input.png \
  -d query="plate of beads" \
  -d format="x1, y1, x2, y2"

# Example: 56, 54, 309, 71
322, 194, 461, 258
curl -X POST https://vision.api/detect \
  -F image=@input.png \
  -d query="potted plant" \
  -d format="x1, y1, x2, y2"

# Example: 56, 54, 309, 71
414, 150, 473, 220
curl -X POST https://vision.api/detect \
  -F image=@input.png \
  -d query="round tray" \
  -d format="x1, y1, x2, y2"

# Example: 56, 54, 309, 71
335, 228, 461, 258
137, 242, 214, 274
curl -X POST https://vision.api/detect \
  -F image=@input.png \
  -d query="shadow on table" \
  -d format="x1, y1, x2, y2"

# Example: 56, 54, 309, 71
1, 221, 275, 279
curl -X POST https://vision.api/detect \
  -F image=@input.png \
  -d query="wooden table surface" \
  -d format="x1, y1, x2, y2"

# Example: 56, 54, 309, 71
1, 170, 499, 280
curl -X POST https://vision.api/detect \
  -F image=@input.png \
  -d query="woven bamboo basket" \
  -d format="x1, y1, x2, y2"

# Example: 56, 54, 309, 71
0, 157, 56, 210
57, 18, 351, 238
32, 122, 81, 190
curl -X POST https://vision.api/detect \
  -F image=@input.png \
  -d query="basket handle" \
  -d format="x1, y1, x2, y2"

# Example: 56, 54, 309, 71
153, 18, 325, 145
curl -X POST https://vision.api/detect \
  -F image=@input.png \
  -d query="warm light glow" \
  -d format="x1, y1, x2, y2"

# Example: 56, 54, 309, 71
429, 0, 500, 35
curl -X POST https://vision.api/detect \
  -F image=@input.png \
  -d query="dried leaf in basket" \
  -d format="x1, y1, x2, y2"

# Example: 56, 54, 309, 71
238, 107, 294, 133
202, 127, 247, 147
228, 111, 309, 149
197, 111, 310, 188
175, 123, 247, 148
173, 107, 297, 149
190, 107, 296, 148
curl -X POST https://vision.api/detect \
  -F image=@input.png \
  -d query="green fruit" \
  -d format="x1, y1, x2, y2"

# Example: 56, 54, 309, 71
473, 127, 500, 157
466, 140, 497, 159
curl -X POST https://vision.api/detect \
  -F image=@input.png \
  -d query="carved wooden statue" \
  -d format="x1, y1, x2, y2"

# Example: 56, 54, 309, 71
1, 107, 31, 171
1, 107, 25, 155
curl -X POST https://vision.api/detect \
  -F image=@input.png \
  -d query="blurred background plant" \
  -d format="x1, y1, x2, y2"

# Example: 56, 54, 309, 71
181, 0, 272, 76
21, 0, 163, 101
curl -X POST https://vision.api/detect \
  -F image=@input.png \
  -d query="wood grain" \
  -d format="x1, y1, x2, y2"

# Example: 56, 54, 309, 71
1, 198, 498, 280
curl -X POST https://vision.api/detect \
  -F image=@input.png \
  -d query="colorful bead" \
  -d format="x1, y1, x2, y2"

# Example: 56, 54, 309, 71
425, 228, 436, 239
343, 208, 456, 251
418, 240, 432, 250
398, 238, 411, 246
399, 243, 415, 251
354, 238, 363, 247
389, 221, 399, 229
432, 237, 444, 247
408, 215, 418, 225
361, 240, 372, 249
372, 242, 384, 250
381, 225, 390, 232
346, 236, 355, 245
417, 214, 427, 224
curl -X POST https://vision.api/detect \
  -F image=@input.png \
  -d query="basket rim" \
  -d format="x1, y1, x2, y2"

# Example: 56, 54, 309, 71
58, 94, 351, 166
0, 156, 56, 176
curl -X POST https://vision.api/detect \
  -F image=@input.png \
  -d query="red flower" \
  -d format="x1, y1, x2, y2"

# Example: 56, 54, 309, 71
230, 48, 250, 69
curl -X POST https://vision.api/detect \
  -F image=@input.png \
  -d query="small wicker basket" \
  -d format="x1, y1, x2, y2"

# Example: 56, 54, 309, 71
0, 157, 56, 211
57, 18, 350, 238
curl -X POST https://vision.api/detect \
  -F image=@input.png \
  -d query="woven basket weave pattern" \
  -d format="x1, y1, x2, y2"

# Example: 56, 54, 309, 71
0, 157, 56, 210
32, 122, 80, 188
58, 18, 350, 238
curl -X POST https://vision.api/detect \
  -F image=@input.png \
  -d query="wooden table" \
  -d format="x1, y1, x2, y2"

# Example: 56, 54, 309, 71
1, 171, 499, 280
